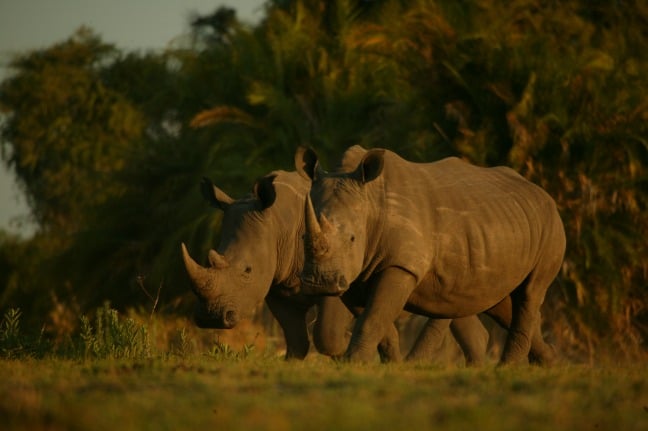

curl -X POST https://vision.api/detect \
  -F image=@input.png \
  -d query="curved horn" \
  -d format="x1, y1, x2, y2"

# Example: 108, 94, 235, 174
304, 193, 322, 237
319, 213, 334, 234
208, 249, 229, 269
304, 195, 330, 257
181, 243, 211, 292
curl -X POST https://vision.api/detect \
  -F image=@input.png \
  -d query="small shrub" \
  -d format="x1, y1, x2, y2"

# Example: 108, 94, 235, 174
0, 308, 23, 358
169, 327, 194, 358
77, 303, 151, 360
0, 308, 50, 358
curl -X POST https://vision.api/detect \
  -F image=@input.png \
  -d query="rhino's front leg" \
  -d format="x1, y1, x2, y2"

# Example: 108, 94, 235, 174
377, 323, 402, 363
265, 294, 310, 360
345, 267, 417, 362
313, 296, 354, 358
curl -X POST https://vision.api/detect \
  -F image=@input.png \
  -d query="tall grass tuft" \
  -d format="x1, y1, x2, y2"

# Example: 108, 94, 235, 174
0, 308, 23, 358
0, 308, 50, 358
78, 303, 151, 360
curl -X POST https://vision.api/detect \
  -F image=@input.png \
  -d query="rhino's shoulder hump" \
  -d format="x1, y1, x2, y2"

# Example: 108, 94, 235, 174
267, 170, 310, 198
338, 145, 368, 171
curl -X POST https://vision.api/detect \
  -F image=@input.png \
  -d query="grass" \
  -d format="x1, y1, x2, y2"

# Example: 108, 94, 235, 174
1, 306, 647, 430
1, 355, 646, 431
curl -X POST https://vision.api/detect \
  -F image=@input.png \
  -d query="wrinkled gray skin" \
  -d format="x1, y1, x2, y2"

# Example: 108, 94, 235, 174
296, 146, 565, 365
181, 171, 489, 363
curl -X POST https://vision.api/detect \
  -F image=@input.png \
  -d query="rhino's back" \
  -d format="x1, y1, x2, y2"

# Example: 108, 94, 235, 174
381, 153, 556, 225
376, 152, 564, 310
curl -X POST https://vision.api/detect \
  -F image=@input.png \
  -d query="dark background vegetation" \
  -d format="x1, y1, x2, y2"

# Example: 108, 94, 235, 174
0, 0, 646, 362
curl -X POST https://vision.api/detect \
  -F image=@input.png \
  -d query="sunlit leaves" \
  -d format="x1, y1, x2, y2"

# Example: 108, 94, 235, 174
0, 28, 145, 232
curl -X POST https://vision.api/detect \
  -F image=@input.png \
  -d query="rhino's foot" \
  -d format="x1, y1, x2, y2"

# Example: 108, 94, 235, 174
499, 329, 532, 366
464, 354, 487, 367
528, 343, 559, 367
344, 344, 380, 363
378, 345, 402, 363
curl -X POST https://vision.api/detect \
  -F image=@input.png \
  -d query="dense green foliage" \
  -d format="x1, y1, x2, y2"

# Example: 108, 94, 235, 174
0, 0, 646, 361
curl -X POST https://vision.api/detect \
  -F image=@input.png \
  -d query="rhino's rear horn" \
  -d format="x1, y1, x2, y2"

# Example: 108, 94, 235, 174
208, 249, 229, 269
319, 213, 334, 234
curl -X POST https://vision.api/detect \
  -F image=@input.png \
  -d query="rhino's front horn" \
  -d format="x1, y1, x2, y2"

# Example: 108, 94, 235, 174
305, 193, 322, 237
304, 195, 329, 257
181, 243, 211, 293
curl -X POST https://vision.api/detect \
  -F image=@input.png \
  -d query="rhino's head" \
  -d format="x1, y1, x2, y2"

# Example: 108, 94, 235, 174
295, 147, 385, 296
182, 176, 280, 329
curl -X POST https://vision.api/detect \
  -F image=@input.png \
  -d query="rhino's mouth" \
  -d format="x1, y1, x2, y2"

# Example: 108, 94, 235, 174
194, 309, 239, 329
300, 273, 348, 296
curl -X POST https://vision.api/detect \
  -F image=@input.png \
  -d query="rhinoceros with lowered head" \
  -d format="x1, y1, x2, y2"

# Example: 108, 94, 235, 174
182, 172, 357, 359
181, 167, 490, 363
295, 145, 565, 365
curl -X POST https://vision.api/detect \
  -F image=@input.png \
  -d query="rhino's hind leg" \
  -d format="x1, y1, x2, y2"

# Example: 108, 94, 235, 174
527, 313, 557, 366
405, 316, 488, 366
486, 298, 556, 365
450, 316, 489, 366
499, 285, 537, 365
498, 255, 561, 366
406, 318, 451, 362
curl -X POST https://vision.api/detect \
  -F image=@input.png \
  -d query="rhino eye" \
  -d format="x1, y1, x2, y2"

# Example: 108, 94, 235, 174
244, 266, 252, 274
350, 235, 355, 242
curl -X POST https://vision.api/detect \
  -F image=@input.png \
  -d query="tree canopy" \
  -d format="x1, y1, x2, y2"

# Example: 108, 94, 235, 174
1, 0, 646, 359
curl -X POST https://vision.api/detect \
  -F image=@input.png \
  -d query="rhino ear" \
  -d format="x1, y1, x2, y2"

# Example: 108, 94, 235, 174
254, 175, 277, 210
295, 146, 319, 181
200, 177, 234, 210
352, 149, 385, 184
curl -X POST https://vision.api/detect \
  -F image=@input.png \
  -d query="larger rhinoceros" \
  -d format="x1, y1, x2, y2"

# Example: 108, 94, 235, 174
181, 168, 489, 362
295, 145, 565, 365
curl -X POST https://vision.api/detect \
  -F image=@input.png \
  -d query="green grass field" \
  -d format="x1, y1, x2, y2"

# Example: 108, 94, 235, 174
1, 354, 646, 431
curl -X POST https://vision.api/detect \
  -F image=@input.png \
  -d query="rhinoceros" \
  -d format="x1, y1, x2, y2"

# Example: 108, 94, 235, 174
181, 169, 489, 363
295, 145, 565, 365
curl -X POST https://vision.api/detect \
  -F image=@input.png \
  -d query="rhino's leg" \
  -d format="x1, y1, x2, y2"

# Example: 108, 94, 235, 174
265, 295, 310, 360
527, 312, 556, 365
337, 298, 402, 363
313, 296, 353, 359
498, 257, 559, 366
487, 294, 556, 365
405, 318, 451, 362
498, 285, 537, 365
449, 316, 489, 366
377, 323, 402, 363
345, 267, 417, 362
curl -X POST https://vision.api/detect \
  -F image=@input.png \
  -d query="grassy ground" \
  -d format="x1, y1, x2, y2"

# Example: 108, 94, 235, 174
1, 354, 646, 431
